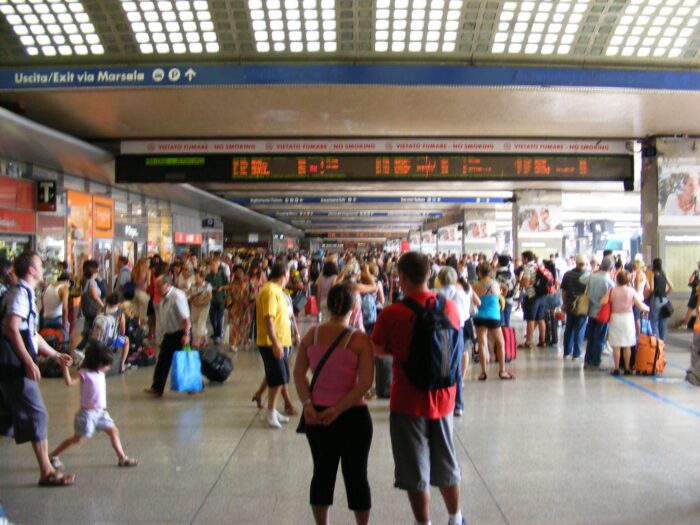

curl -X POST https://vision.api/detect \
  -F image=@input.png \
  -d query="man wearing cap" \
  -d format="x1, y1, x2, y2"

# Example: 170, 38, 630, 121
579, 256, 615, 370
560, 255, 588, 360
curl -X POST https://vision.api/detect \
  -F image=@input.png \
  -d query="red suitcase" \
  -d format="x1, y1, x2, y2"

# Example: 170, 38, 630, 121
305, 296, 319, 316
502, 326, 517, 362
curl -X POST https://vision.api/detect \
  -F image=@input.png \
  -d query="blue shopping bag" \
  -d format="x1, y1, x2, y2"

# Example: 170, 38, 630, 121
640, 317, 653, 336
170, 345, 203, 393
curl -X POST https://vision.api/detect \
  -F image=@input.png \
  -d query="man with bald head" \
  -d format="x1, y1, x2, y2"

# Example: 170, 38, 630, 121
145, 274, 191, 397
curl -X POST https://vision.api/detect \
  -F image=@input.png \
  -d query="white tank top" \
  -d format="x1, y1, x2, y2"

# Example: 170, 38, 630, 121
43, 283, 63, 319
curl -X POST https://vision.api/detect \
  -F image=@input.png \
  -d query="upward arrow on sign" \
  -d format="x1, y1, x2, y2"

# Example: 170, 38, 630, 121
185, 68, 196, 81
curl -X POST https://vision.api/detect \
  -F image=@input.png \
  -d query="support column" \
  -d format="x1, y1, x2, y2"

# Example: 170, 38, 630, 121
641, 140, 659, 261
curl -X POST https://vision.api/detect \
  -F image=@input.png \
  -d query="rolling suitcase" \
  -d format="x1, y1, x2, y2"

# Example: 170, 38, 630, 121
545, 310, 559, 346
502, 326, 517, 362
375, 355, 392, 398
635, 334, 666, 375
200, 349, 233, 383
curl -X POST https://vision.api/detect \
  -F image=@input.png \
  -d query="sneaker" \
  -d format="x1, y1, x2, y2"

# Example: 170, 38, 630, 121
274, 410, 290, 424
265, 410, 282, 429
454, 409, 463, 417
49, 456, 64, 470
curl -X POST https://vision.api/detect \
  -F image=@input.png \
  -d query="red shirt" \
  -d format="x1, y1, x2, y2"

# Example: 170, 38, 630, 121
371, 291, 459, 419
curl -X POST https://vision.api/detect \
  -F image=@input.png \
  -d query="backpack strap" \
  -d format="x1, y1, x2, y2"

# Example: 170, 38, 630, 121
401, 297, 425, 316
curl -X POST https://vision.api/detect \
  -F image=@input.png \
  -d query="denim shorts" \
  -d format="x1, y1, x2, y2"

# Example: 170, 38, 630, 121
258, 346, 290, 387
524, 296, 545, 321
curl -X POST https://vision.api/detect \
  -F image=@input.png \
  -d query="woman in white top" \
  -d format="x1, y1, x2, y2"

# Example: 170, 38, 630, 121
188, 269, 212, 349
42, 273, 71, 332
663, 173, 699, 215
176, 264, 194, 295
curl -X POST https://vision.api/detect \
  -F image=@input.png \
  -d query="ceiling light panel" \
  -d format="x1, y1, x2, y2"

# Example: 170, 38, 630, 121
604, 0, 700, 59
374, 0, 464, 53
120, 0, 220, 54
0, 0, 103, 57
491, 1, 590, 55
248, 0, 337, 53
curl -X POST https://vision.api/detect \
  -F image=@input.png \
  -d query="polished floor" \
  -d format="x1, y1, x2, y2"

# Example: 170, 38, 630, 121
1, 320, 699, 525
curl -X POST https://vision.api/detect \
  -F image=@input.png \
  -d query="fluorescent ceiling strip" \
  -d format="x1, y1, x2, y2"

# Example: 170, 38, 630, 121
374, 0, 463, 53
0, 0, 104, 56
604, 0, 699, 59
491, 0, 589, 55
120, 0, 220, 54
249, 0, 337, 53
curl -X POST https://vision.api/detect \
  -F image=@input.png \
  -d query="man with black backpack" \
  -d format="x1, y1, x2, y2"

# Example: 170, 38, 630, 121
371, 252, 465, 525
520, 251, 548, 348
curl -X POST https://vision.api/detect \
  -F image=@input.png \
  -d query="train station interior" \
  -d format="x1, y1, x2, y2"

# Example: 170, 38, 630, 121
0, 1, 699, 524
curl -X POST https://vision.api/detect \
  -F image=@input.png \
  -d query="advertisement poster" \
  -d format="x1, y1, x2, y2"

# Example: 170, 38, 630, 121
658, 162, 700, 224
518, 205, 563, 234
464, 221, 494, 240
67, 191, 93, 276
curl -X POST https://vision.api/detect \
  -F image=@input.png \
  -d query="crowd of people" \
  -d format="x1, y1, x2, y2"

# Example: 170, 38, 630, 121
1, 247, 698, 524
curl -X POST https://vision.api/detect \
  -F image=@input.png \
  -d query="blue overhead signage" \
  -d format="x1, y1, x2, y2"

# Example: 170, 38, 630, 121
264, 211, 443, 218
2, 64, 700, 91
234, 197, 504, 205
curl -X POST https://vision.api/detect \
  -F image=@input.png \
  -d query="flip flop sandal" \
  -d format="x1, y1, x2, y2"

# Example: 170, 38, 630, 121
39, 471, 76, 487
478, 373, 488, 381
118, 457, 139, 467
499, 371, 515, 380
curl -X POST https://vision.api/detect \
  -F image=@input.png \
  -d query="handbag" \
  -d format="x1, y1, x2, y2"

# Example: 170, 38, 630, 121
296, 327, 351, 434
659, 298, 674, 319
573, 285, 589, 317
170, 345, 203, 393
595, 290, 612, 324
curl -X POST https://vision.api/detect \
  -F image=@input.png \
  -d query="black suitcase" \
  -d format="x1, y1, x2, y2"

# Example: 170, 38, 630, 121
545, 310, 559, 346
200, 349, 233, 383
375, 355, 392, 398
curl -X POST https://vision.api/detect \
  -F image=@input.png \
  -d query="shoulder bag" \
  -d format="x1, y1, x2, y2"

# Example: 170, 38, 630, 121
296, 327, 351, 434
573, 285, 590, 317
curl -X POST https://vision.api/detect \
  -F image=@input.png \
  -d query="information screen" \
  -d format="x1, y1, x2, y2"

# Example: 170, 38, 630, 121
115, 154, 632, 183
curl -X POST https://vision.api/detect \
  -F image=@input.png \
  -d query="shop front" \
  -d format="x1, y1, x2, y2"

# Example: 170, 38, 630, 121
173, 213, 203, 258
93, 196, 115, 292
115, 222, 147, 266
66, 191, 93, 279
0, 176, 36, 259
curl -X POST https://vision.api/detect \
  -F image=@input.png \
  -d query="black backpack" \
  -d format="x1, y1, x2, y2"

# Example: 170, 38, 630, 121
310, 258, 323, 282
401, 296, 463, 392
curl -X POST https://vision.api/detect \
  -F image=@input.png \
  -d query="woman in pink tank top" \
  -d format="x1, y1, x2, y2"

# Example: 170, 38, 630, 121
294, 283, 374, 525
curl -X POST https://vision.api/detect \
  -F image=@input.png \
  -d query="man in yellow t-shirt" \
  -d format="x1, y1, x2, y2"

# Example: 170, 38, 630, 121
255, 261, 291, 428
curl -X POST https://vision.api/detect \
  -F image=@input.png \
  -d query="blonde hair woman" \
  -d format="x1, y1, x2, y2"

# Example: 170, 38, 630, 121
131, 258, 150, 325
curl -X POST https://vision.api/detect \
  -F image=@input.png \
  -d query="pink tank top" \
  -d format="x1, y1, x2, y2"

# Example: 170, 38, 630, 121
307, 326, 365, 408
611, 286, 636, 314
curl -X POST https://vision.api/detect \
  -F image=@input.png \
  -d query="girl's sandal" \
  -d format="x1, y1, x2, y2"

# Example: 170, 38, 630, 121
118, 457, 139, 467
49, 456, 64, 470
251, 393, 264, 409
478, 373, 488, 381
39, 471, 76, 487
499, 371, 515, 380
284, 405, 299, 416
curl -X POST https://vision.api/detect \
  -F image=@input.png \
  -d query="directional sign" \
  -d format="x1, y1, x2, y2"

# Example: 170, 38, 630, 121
233, 197, 505, 205
3, 64, 700, 91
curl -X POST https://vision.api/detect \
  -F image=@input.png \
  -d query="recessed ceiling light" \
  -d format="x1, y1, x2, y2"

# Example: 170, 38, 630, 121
2, 0, 104, 57
121, 0, 220, 54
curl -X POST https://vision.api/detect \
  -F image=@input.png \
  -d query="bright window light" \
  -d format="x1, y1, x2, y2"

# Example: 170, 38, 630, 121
121, 0, 219, 54
374, 0, 463, 52
606, 0, 699, 59
248, 0, 336, 52
491, 0, 589, 55
2, 0, 104, 57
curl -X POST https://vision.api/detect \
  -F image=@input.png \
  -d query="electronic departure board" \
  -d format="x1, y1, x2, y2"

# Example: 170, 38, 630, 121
115, 154, 632, 183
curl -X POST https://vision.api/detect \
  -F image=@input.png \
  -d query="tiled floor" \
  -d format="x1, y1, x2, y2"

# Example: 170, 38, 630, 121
1, 320, 699, 525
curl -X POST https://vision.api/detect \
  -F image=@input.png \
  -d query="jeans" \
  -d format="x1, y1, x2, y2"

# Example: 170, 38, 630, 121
501, 302, 512, 327
650, 297, 668, 341
584, 318, 608, 367
563, 314, 587, 358
209, 302, 225, 339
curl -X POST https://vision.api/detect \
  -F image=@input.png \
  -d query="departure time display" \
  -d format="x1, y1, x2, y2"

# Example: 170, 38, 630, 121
115, 154, 632, 183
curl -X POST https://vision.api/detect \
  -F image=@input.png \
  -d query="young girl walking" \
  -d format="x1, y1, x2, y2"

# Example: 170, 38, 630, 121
49, 342, 138, 469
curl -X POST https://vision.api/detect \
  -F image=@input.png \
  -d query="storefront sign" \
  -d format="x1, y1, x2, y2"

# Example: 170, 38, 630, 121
174, 232, 203, 245
0, 176, 34, 210
115, 223, 144, 240
0, 208, 36, 234
92, 196, 114, 238
37, 181, 57, 212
